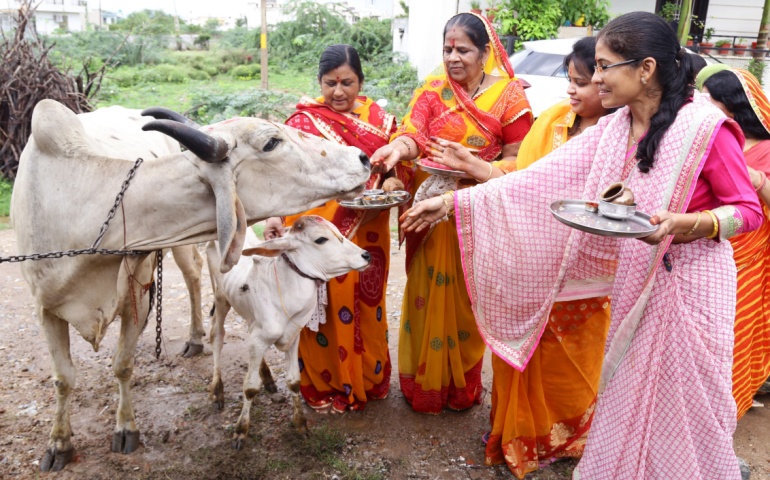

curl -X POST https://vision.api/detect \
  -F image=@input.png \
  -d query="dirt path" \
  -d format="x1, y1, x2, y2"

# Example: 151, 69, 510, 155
0, 227, 768, 479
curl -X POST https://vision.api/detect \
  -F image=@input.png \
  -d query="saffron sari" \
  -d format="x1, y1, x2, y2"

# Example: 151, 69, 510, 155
484, 100, 611, 478
726, 68, 770, 418
394, 13, 532, 413
455, 92, 762, 478
284, 96, 395, 412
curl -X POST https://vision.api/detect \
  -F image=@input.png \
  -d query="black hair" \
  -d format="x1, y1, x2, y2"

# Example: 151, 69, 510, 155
564, 36, 597, 78
598, 12, 694, 173
443, 13, 490, 52
688, 53, 707, 80
317, 44, 364, 83
704, 71, 770, 140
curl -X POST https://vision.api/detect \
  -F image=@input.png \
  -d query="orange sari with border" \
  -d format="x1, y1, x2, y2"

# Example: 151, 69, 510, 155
285, 96, 395, 412
483, 100, 611, 478
731, 139, 770, 418
394, 12, 533, 414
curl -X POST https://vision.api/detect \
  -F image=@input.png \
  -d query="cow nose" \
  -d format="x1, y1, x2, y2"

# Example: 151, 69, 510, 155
361, 251, 371, 262
359, 151, 370, 168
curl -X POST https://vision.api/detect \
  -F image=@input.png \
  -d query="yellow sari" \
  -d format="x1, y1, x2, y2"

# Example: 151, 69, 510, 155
394, 12, 532, 413
285, 96, 395, 412
483, 100, 611, 478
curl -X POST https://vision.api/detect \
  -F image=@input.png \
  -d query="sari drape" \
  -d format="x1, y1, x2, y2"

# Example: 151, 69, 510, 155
394, 12, 533, 414
731, 139, 770, 418
285, 96, 395, 412
484, 100, 611, 478
456, 92, 752, 478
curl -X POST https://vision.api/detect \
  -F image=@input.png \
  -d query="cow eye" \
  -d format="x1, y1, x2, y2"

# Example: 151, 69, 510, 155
314, 237, 329, 245
263, 138, 281, 152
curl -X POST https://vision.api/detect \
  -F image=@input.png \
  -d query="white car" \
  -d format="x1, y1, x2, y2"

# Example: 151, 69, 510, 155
510, 38, 714, 118
510, 38, 579, 118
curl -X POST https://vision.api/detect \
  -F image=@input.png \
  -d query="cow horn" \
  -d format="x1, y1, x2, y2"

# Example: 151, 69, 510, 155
142, 120, 229, 163
141, 107, 201, 129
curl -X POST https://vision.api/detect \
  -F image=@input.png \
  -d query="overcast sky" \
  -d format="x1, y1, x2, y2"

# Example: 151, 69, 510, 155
97, 0, 250, 20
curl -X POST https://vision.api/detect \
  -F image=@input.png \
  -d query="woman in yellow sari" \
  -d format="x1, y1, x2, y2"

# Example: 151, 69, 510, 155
370, 12, 532, 413
483, 37, 613, 478
701, 67, 770, 418
267, 44, 396, 412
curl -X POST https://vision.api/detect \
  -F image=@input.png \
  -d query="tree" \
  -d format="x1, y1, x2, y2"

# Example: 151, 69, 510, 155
109, 10, 180, 35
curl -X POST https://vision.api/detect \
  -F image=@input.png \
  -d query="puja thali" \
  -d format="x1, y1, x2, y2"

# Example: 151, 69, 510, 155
549, 199, 658, 238
416, 160, 471, 179
338, 191, 411, 211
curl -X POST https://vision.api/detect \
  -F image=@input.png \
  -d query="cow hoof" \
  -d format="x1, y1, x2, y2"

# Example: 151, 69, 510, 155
111, 429, 141, 454
263, 381, 278, 394
181, 341, 204, 358
213, 398, 224, 411
292, 416, 308, 435
231, 435, 246, 450
40, 446, 74, 472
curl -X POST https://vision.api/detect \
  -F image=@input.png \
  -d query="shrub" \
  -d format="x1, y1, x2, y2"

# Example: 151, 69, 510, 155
140, 64, 190, 83
108, 67, 142, 87
189, 88, 298, 124
363, 54, 419, 120
231, 64, 261, 80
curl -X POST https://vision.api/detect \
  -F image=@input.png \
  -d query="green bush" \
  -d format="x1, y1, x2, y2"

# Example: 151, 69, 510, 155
189, 88, 298, 124
363, 54, 419, 121
108, 67, 142, 87
0, 178, 12, 217
139, 64, 192, 83
231, 64, 261, 80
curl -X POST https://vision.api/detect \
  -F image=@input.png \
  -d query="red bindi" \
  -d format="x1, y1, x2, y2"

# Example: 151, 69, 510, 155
451, 39, 456, 47
336, 76, 340, 82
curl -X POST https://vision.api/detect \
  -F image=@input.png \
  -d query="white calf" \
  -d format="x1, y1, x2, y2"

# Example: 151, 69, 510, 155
205, 215, 370, 449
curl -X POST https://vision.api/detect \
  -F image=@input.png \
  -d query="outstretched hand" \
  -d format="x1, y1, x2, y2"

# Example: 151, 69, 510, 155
400, 196, 448, 233
370, 143, 403, 175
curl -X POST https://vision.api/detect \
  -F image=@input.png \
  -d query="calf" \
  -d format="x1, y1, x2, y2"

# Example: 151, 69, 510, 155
205, 215, 370, 449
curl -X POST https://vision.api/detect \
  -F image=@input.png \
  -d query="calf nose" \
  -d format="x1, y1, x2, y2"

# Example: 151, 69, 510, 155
359, 151, 370, 169
361, 251, 371, 262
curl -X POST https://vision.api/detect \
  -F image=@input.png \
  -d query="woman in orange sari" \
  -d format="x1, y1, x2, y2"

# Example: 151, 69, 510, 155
483, 37, 613, 478
701, 68, 770, 418
370, 12, 532, 413
267, 44, 396, 412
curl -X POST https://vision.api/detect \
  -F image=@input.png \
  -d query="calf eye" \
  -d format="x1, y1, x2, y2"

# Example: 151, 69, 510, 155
263, 138, 282, 152
314, 237, 329, 245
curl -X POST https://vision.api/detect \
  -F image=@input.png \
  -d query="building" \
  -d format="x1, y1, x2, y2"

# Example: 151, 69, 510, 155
1, 0, 86, 35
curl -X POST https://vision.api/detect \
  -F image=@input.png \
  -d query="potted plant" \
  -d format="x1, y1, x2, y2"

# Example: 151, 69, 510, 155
486, 0, 498, 22
470, 0, 482, 14
734, 38, 748, 56
686, 35, 694, 47
715, 39, 732, 55
700, 27, 715, 54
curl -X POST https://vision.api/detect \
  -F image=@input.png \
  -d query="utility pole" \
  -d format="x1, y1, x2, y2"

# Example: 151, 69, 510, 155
755, 0, 770, 59
260, 0, 268, 89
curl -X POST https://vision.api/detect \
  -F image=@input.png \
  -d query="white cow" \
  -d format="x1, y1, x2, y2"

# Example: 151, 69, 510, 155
205, 216, 370, 450
11, 99, 370, 471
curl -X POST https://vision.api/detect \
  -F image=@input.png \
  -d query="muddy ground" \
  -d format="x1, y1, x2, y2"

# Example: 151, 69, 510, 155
0, 225, 769, 480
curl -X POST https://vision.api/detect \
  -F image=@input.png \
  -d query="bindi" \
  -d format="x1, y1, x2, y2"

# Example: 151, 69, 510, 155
336, 76, 340, 82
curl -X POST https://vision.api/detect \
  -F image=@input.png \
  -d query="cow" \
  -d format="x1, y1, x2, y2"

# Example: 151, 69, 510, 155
11, 99, 370, 471
205, 216, 370, 450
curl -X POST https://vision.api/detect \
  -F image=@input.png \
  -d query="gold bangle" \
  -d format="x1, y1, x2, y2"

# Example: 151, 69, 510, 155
442, 190, 454, 217
685, 211, 701, 236
396, 137, 412, 158
704, 209, 719, 239
483, 162, 494, 182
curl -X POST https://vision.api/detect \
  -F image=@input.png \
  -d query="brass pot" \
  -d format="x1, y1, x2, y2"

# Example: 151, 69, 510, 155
600, 182, 635, 206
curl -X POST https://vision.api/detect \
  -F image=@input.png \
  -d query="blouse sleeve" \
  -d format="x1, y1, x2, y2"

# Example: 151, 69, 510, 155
699, 124, 763, 235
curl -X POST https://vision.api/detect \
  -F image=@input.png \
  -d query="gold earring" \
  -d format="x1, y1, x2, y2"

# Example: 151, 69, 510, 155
641, 77, 647, 85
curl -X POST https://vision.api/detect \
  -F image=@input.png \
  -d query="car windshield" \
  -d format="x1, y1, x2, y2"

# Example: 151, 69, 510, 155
510, 51, 567, 77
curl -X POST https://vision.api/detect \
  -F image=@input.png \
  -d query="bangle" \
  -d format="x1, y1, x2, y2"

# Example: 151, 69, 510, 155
756, 171, 767, 192
441, 190, 455, 217
396, 137, 412, 158
704, 209, 719, 239
685, 211, 702, 236
483, 162, 494, 183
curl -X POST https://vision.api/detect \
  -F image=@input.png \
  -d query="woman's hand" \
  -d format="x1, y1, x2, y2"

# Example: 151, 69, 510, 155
747, 166, 763, 189
371, 139, 411, 174
400, 196, 447, 233
428, 137, 497, 182
640, 210, 678, 245
263, 217, 285, 240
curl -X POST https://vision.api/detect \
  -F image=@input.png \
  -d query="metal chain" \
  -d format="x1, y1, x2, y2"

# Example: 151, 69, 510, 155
155, 250, 163, 359
0, 157, 147, 264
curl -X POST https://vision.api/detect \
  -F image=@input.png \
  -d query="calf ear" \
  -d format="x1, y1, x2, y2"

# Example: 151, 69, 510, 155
242, 237, 295, 257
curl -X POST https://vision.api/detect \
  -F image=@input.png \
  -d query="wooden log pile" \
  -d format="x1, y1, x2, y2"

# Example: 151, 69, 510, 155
0, 1, 105, 180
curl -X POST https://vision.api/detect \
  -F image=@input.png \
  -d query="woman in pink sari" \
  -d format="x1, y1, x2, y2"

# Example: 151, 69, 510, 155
402, 12, 762, 479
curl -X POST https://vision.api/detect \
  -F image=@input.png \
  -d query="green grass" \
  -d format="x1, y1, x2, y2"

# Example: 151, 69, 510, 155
96, 67, 315, 113
0, 178, 11, 229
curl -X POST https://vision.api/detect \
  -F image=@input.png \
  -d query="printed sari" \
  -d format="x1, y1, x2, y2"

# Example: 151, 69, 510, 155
394, 13, 532, 414
284, 96, 395, 412
484, 100, 611, 478
726, 68, 770, 418
455, 92, 761, 478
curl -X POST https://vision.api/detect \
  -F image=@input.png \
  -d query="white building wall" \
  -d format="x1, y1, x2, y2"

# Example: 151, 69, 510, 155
704, 0, 763, 40
607, 0, 656, 17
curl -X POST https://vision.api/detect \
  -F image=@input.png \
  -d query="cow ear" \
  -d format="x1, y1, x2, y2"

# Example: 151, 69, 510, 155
215, 188, 247, 274
242, 237, 295, 257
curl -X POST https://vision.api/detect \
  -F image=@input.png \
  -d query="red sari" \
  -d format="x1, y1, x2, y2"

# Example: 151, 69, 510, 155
285, 96, 396, 412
